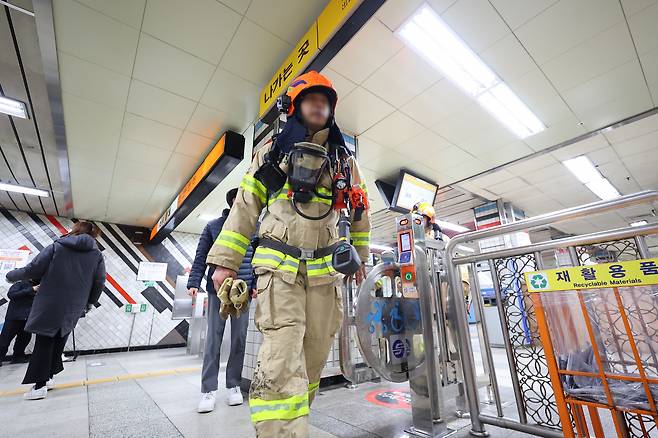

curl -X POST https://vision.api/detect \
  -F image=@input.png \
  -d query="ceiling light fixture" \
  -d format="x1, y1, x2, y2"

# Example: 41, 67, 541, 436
0, 96, 28, 119
630, 220, 648, 227
0, 182, 48, 197
457, 245, 475, 253
397, 4, 545, 138
562, 156, 620, 200
199, 214, 219, 222
437, 220, 470, 232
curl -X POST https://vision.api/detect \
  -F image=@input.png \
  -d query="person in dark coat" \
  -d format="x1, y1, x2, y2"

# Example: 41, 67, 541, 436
188, 187, 256, 413
0, 280, 38, 365
6, 221, 106, 400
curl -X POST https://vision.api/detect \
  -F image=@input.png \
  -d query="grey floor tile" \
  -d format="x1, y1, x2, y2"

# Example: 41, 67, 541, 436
310, 425, 339, 438
87, 380, 146, 403
90, 418, 182, 438
309, 411, 378, 438
2, 416, 90, 438
88, 393, 159, 417
168, 411, 256, 438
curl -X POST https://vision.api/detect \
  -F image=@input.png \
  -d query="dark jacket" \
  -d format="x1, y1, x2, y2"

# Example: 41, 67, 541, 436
6, 234, 106, 337
5, 281, 36, 321
187, 209, 256, 295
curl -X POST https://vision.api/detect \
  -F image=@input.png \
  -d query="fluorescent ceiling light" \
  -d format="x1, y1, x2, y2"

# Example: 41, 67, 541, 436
585, 178, 620, 200
562, 156, 620, 200
397, 4, 545, 138
457, 245, 475, 253
371, 243, 395, 251
0, 182, 48, 197
437, 220, 470, 232
630, 220, 648, 227
0, 96, 28, 119
562, 156, 601, 184
199, 214, 219, 221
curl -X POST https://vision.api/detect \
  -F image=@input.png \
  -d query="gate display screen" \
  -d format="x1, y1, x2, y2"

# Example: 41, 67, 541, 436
400, 232, 411, 252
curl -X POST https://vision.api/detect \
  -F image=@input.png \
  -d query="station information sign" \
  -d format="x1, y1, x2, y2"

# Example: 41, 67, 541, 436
149, 130, 244, 243
258, 0, 364, 118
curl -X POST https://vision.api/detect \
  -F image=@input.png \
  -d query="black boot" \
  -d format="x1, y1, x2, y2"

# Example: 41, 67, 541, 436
11, 355, 29, 364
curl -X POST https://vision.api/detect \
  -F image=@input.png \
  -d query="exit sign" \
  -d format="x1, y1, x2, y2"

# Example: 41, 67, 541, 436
124, 303, 148, 313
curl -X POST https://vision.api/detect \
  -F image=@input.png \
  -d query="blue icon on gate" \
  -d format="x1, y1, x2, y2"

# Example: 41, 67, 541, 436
367, 301, 387, 334
392, 339, 405, 359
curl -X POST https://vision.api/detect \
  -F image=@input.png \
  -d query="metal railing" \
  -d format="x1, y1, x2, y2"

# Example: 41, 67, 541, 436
444, 190, 658, 437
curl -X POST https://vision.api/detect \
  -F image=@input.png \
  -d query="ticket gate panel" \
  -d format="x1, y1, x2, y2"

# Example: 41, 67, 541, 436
355, 214, 454, 437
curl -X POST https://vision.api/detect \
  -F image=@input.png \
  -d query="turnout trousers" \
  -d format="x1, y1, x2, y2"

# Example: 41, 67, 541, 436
249, 263, 343, 438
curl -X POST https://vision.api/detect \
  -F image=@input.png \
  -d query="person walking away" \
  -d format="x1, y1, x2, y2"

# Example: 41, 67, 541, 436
5, 221, 105, 400
188, 188, 256, 413
207, 71, 371, 437
0, 280, 38, 365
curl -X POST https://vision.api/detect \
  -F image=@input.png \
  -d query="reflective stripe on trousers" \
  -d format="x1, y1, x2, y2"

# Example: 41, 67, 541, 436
249, 393, 310, 422
249, 266, 342, 437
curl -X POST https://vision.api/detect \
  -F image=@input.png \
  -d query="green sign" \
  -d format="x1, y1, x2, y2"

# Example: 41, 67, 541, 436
143, 281, 155, 287
125, 304, 132, 313
140, 303, 147, 312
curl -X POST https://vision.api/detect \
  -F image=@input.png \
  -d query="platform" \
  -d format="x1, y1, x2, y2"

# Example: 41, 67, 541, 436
0, 347, 536, 438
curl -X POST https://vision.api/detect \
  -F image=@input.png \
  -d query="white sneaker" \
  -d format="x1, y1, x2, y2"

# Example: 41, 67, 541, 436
46, 379, 55, 390
24, 385, 47, 400
197, 392, 216, 413
227, 386, 244, 406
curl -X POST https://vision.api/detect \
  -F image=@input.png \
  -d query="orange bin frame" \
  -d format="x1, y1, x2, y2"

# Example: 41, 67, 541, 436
533, 286, 658, 437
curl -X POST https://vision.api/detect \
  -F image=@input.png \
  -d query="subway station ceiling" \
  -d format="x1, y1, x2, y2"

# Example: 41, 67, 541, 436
0, 0, 70, 216
2, 0, 658, 243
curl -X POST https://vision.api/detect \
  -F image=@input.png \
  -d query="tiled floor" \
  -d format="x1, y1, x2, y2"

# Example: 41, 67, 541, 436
0, 348, 535, 437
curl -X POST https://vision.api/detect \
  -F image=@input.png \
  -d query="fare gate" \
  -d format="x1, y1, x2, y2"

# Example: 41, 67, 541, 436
354, 213, 463, 437
342, 190, 658, 438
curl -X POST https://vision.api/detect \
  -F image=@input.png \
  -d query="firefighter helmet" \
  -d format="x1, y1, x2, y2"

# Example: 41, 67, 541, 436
286, 71, 337, 116
412, 202, 436, 224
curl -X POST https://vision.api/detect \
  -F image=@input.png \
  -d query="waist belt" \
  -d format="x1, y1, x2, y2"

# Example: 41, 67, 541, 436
259, 238, 337, 261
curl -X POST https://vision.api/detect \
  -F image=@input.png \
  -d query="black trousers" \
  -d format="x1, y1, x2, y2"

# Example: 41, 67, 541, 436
22, 332, 68, 385
0, 319, 32, 361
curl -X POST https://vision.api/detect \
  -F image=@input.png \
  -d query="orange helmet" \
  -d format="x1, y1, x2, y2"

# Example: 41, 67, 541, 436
286, 71, 337, 116
412, 202, 436, 223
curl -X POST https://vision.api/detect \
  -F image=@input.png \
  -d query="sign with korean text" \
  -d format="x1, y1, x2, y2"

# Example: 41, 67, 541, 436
525, 258, 658, 293
0, 249, 29, 274
317, 0, 363, 48
137, 262, 168, 282
257, 0, 365, 118
259, 22, 319, 117
150, 132, 229, 240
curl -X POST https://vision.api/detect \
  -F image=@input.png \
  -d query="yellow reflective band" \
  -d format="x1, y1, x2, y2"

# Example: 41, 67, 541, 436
351, 231, 370, 246
252, 247, 299, 274
267, 184, 333, 206
215, 230, 250, 256
240, 174, 266, 204
351, 231, 370, 247
249, 393, 310, 423
308, 381, 320, 393
307, 255, 335, 277
222, 230, 250, 246
217, 239, 248, 255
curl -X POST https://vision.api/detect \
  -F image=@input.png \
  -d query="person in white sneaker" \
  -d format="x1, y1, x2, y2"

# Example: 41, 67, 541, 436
6, 221, 105, 402
188, 189, 255, 413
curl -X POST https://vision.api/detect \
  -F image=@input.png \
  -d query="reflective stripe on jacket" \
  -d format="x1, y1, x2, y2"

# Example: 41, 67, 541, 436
206, 128, 371, 286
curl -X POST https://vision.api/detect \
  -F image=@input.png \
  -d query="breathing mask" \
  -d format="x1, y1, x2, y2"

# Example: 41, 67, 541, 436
287, 142, 331, 204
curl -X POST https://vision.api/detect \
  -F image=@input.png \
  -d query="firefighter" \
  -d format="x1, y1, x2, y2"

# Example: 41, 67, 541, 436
206, 71, 371, 437
412, 201, 442, 240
